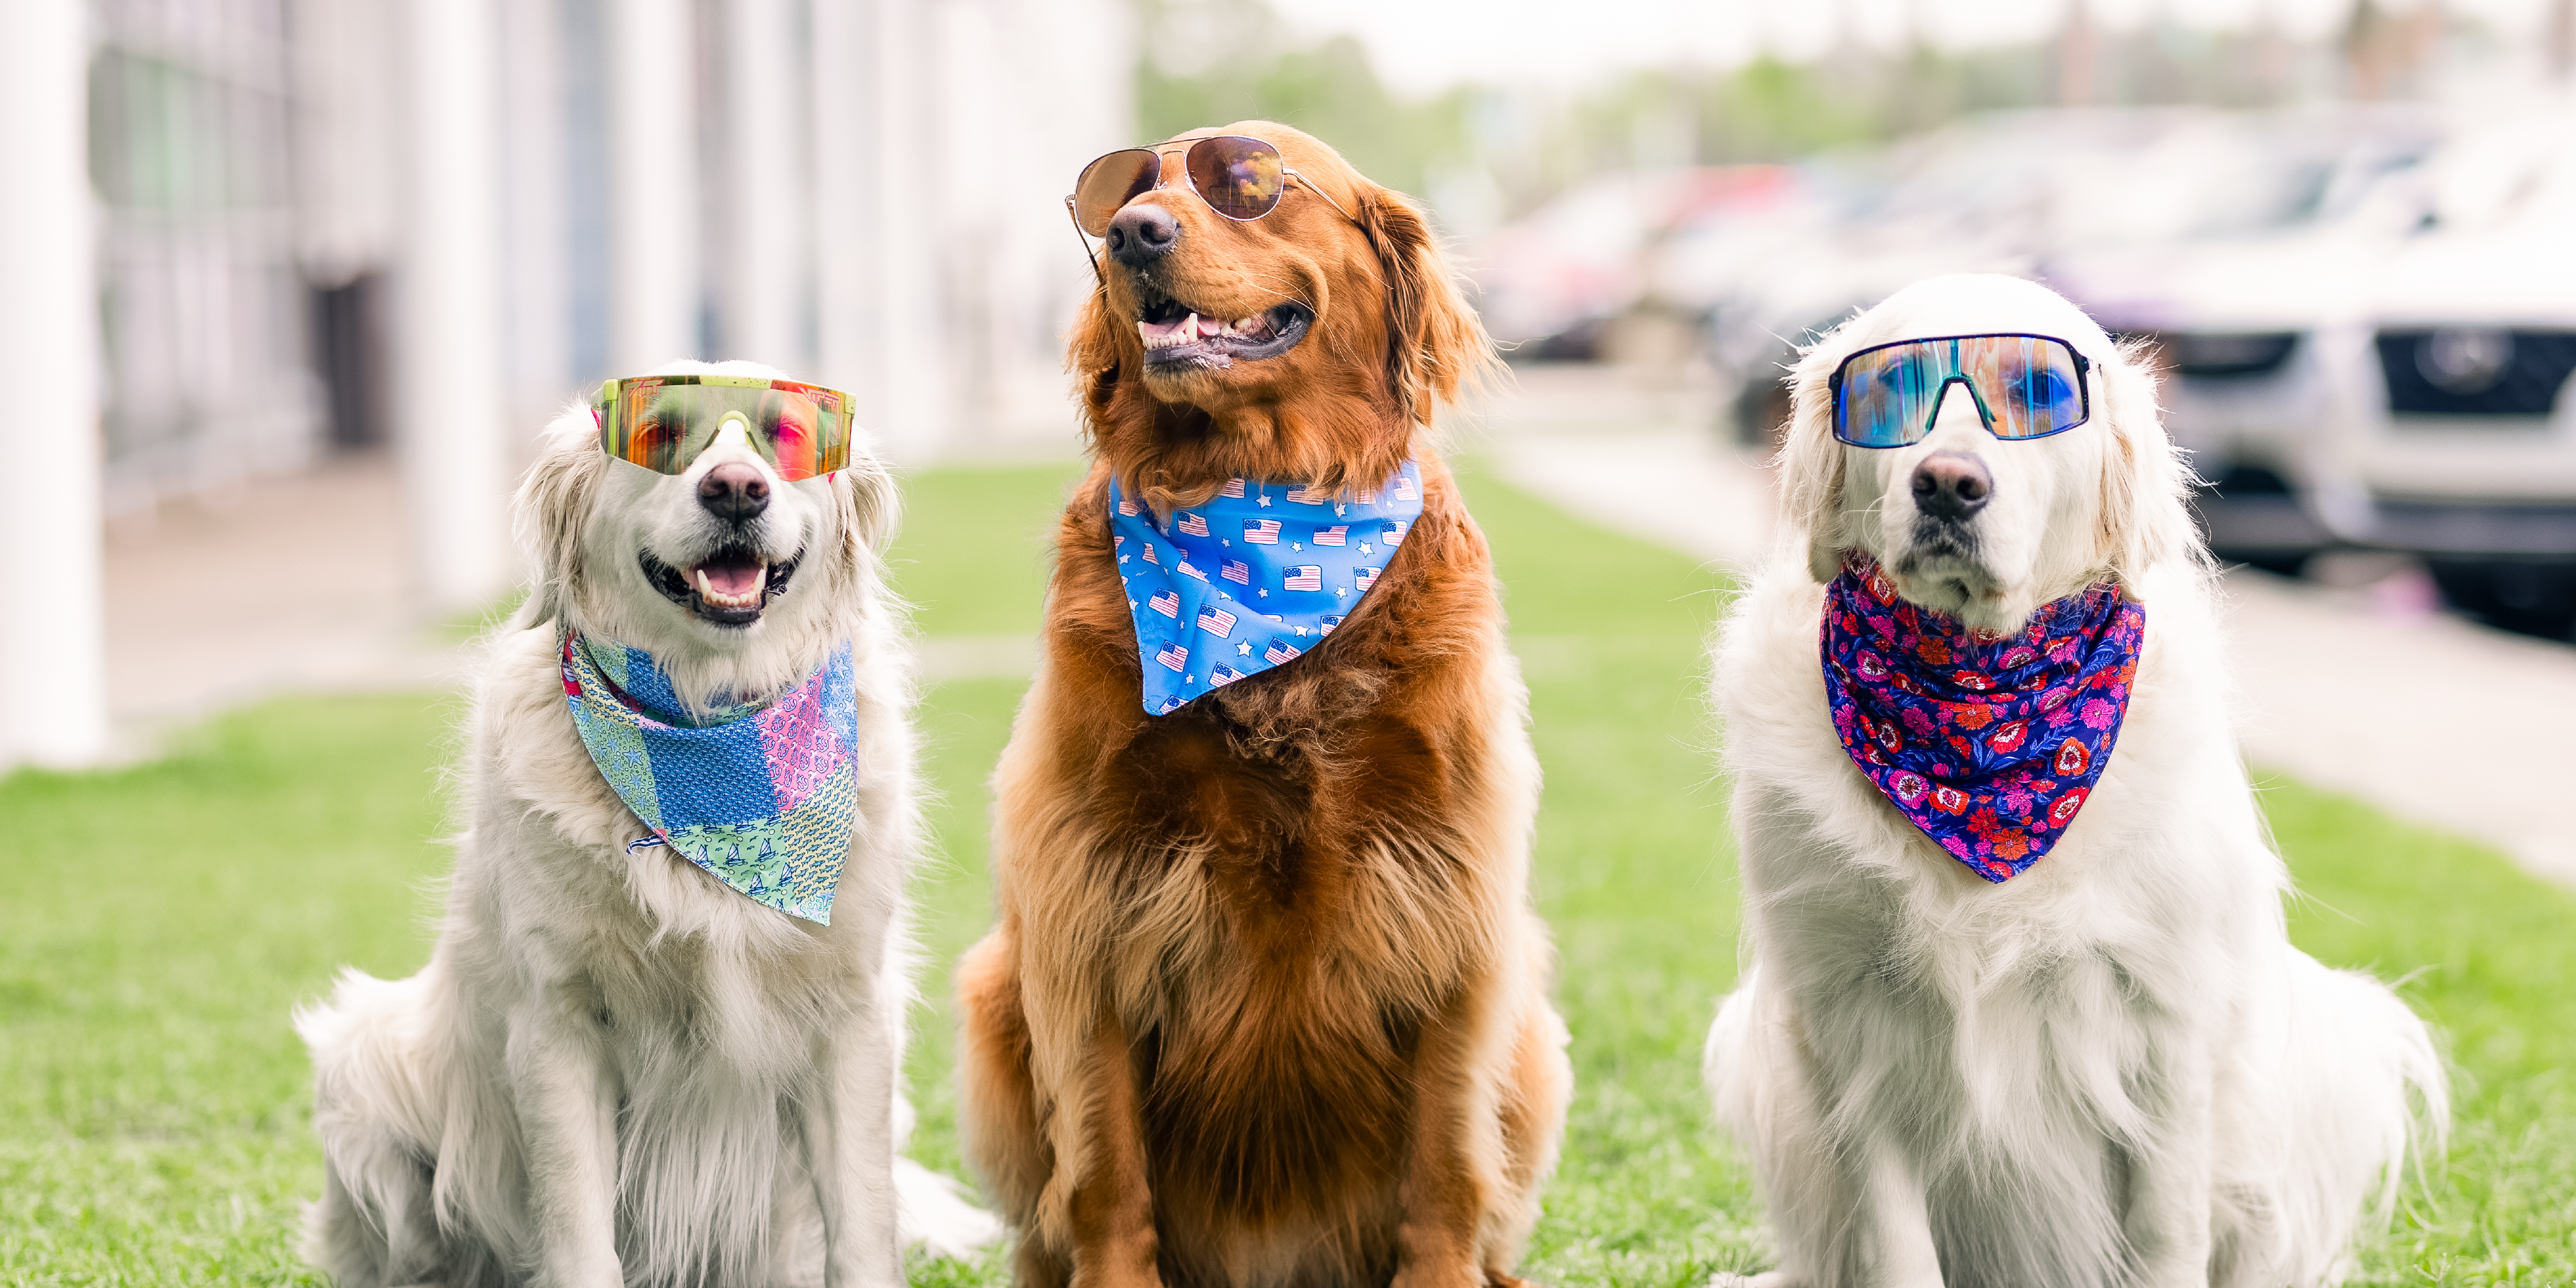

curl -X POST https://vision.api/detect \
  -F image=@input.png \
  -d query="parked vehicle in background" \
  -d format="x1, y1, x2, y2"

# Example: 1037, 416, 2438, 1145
2309, 101, 2576, 637
2046, 105, 2440, 572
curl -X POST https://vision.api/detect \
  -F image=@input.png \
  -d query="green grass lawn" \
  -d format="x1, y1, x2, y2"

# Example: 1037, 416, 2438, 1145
4, 462, 2571, 1285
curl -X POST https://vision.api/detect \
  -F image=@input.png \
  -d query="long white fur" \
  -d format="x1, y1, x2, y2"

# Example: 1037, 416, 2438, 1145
297, 360, 999, 1287
1704, 277, 2446, 1288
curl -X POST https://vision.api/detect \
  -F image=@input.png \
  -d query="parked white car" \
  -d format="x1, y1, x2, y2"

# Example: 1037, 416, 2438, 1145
2309, 102, 2576, 635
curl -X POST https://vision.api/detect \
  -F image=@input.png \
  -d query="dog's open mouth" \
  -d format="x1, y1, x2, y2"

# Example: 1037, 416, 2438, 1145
1136, 286, 1311, 371
641, 546, 801, 627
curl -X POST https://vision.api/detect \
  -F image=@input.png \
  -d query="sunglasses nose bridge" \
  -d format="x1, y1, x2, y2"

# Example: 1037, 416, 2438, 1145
1926, 375, 1994, 437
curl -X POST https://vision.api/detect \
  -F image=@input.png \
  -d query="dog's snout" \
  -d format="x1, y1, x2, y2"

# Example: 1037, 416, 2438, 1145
698, 462, 770, 522
1912, 453, 1993, 521
1106, 203, 1180, 267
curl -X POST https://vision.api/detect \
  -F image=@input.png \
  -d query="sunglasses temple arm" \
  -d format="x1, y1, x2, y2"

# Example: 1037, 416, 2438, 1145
1283, 168, 1357, 223
1065, 197, 1106, 295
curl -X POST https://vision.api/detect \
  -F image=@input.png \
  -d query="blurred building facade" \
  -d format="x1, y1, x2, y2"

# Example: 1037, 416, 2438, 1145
1, 0, 1130, 771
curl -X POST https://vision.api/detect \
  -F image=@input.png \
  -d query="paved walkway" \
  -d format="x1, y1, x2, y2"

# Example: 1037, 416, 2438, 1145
1475, 368, 2576, 887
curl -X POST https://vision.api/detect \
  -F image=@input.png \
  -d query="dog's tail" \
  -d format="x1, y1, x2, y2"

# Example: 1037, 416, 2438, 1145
2259, 948, 2447, 1287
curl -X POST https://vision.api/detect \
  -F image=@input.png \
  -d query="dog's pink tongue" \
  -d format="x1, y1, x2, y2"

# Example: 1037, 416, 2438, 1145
693, 560, 765, 599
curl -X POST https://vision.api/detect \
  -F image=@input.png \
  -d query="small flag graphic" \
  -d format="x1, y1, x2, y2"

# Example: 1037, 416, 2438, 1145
1354, 486, 1376, 504
1381, 521, 1405, 545
1219, 477, 1247, 498
1355, 567, 1380, 591
1221, 559, 1250, 584
1264, 640, 1302, 665
1177, 560, 1208, 582
1142, 543, 1160, 564
1155, 643, 1188, 672
1177, 511, 1209, 537
1242, 518, 1281, 544
1147, 590, 1180, 617
1393, 475, 1418, 501
1283, 565, 1322, 591
1320, 614, 1344, 635
1197, 607, 1236, 637
1286, 485, 1329, 505
1313, 524, 1347, 546
1208, 665, 1243, 686
1117, 497, 1140, 516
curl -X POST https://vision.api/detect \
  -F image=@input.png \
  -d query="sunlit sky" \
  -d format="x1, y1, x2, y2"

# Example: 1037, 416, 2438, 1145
1268, 0, 2557, 96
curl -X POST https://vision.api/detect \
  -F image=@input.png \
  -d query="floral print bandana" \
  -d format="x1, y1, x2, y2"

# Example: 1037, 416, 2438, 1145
560, 631, 859, 923
1110, 463, 1425, 716
1820, 555, 2146, 882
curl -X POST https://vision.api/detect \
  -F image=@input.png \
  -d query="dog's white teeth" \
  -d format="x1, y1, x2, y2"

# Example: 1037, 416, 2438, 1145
693, 565, 769, 609
1235, 316, 1258, 334
697, 569, 716, 597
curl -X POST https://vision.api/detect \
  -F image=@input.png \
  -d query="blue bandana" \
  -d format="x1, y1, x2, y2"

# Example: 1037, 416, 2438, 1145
1821, 556, 2144, 882
560, 632, 860, 922
1110, 463, 1425, 715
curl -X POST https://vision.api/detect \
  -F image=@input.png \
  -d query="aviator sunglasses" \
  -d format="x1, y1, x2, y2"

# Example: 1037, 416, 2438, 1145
594, 374, 853, 481
1066, 135, 1355, 263
1830, 333, 2094, 448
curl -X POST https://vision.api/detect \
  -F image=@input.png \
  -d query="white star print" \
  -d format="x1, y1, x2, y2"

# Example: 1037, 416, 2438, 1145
1256, 494, 1271, 506
1296, 626, 1309, 636
1336, 587, 1348, 597
1291, 541, 1302, 552
1335, 503, 1346, 516
1128, 599, 1138, 608
1358, 542, 1373, 555
1257, 588, 1268, 598
1237, 643, 1251, 655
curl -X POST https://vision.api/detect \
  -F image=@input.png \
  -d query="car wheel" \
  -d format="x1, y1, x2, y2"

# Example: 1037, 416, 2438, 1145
2426, 558, 2576, 640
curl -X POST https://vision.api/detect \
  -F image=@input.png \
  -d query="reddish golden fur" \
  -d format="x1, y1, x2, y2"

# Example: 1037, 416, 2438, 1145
956, 123, 1570, 1288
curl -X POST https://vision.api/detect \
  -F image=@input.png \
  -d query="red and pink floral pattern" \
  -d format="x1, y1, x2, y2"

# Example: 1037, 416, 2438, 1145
1820, 555, 2145, 882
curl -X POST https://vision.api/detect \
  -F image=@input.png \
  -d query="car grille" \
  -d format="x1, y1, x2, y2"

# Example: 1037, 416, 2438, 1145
2152, 331, 2301, 378
2376, 328, 2576, 418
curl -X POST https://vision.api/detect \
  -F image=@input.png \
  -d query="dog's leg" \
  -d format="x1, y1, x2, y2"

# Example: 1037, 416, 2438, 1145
1062, 1017, 1163, 1288
1393, 968, 1523, 1288
2121, 1033, 2217, 1288
505, 993, 623, 1288
800, 981, 903, 1288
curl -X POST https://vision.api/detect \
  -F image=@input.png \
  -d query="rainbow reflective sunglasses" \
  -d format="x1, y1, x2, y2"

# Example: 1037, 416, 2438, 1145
1830, 333, 2092, 448
595, 374, 852, 480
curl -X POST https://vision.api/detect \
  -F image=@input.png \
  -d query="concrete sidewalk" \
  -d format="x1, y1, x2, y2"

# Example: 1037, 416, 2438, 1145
1477, 371, 2576, 888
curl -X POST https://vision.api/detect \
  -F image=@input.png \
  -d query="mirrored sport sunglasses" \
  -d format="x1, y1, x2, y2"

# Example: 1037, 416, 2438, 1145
595, 374, 852, 480
1830, 333, 2094, 448
1067, 134, 1354, 238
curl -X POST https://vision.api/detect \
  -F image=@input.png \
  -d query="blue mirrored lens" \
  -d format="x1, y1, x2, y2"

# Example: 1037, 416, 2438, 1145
1834, 335, 2086, 447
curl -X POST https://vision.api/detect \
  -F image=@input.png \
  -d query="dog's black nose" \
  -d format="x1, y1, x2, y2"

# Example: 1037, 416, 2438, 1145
698, 462, 770, 522
1106, 203, 1180, 267
1912, 453, 1992, 521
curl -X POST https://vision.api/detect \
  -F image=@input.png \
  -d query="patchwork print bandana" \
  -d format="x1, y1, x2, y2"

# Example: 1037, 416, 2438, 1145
1110, 462, 1425, 715
560, 632, 859, 922
1820, 555, 2145, 882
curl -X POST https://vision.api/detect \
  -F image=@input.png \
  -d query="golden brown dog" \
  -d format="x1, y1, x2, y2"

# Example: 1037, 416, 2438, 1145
954, 122, 1570, 1288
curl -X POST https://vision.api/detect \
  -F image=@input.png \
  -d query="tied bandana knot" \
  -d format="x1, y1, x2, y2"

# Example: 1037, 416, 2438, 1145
1111, 463, 1425, 716
1821, 555, 2145, 882
560, 632, 860, 922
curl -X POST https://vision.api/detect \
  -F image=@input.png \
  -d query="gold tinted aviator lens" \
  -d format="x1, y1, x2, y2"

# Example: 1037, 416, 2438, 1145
1072, 148, 1161, 236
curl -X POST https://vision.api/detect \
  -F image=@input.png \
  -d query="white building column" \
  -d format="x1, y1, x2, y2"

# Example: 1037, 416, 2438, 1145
813, 0, 946, 461
397, 0, 511, 615
0, 0, 109, 769
719, 0, 811, 372
610, 0, 702, 372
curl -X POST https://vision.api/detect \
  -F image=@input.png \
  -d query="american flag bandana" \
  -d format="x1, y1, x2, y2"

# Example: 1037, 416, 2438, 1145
1820, 554, 2145, 882
1109, 462, 1425, 715
560, 632, 860, 922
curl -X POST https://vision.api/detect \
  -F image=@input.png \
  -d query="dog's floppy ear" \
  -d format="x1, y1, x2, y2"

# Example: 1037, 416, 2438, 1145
2092, 340, 2200, 590
1066, 266, 1127, 438
834, 445, 900, 571
1776, 340, 1852, 583
1358, 187, 1495, 427
511, 407, 607, 629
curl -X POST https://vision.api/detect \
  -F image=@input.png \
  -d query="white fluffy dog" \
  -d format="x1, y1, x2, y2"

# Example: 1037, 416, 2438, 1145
298, 360, 995, 1287
1704, 277, 2445, 1287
